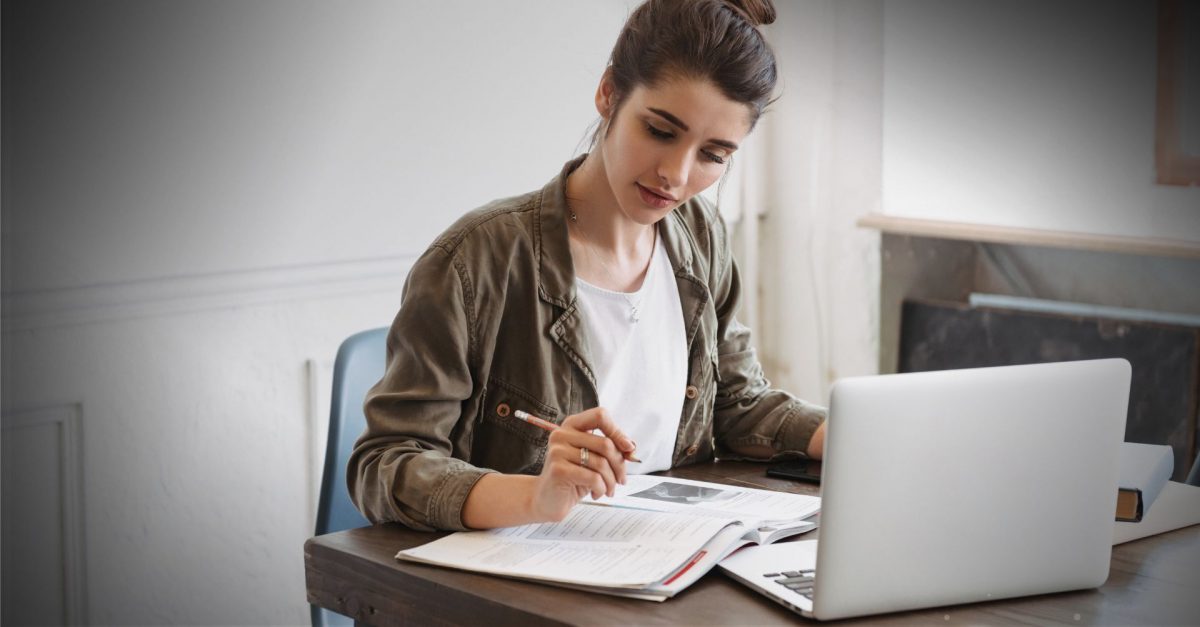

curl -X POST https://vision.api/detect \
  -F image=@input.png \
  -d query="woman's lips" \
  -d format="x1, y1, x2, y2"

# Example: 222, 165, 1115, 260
636, 183, 676, 209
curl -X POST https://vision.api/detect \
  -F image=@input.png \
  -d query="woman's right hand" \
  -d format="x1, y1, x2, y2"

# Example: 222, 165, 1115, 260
529, 407, 638, 522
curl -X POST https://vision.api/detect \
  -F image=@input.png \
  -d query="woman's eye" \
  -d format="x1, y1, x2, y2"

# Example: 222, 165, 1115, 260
646, 124, 673, 140
703, 150, 727, 165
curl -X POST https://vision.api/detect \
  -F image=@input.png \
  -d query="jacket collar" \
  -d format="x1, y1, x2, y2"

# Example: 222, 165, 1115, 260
535, 156, 698, 307
534, 157, 582, 309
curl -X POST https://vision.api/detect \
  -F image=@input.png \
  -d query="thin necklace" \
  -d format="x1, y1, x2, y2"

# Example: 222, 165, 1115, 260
569, 209, 653, 324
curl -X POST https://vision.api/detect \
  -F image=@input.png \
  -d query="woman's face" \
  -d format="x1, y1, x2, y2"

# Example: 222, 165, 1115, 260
596, 77, 753, 225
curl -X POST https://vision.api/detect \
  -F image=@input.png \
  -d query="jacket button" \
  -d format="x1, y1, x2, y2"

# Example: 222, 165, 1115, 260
685, 385, 699, 399
686, 444, 699, 456
496, 403, 511, 417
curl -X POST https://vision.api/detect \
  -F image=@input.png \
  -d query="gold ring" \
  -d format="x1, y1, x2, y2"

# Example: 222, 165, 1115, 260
580, 447, 590, 467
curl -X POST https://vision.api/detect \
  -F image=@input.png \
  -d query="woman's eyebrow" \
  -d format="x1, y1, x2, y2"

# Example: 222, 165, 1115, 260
648, 107, 689, 131
647, 107, 740, 151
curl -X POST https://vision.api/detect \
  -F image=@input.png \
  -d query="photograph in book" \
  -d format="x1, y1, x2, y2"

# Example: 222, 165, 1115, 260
630, 481, 739, 505
594, 475, 820, 527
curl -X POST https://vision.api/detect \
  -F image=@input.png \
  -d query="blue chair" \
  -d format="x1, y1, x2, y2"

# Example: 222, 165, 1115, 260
311, 327, 387, 627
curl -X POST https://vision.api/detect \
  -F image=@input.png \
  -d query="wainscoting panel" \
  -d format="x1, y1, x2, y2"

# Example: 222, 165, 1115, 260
1, 404, 87, 626
1, 266, 410, 624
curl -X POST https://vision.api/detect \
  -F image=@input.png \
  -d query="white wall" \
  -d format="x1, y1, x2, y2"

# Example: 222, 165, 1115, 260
754, 1, 883, 402
1, 1, 633, 624
3, 1, 624, 293
882, 0, 1200, 243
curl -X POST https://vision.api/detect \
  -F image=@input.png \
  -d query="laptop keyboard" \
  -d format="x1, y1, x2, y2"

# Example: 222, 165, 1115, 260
762, 568, 816, 600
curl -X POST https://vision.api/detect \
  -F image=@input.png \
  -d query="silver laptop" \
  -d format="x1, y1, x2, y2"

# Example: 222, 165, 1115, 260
720, 359, 1131, 620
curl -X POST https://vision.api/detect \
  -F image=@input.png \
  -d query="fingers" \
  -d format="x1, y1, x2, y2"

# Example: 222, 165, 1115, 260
577, 443, 619, 498
562, 408, 638, 458
561, 407, 638, 467
545, 439, 617, 499
557, 429, 626, 485
551, 431, 626, 489
578, 459, 609, 500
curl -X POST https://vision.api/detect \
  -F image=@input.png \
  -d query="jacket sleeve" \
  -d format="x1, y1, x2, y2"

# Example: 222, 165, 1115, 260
347, 245, 492, 531
706, 211, 827, 459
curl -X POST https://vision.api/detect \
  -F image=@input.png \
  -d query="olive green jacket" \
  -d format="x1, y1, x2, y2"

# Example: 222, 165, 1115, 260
349, 158, 826, 531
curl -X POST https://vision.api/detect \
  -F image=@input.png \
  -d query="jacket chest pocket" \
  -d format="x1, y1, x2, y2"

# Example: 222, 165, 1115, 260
474, 377, 560, 475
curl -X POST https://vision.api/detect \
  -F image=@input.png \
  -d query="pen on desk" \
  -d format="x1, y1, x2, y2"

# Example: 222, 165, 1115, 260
513, 409, 642, 463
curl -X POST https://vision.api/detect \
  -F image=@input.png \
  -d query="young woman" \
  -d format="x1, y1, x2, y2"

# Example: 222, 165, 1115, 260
350, 0, 827, 531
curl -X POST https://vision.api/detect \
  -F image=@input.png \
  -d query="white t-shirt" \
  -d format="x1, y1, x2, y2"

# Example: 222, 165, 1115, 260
575, 234, 687, 473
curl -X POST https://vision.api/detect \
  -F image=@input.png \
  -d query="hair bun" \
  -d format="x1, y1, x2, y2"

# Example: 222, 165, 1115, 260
723, 0, 776, 26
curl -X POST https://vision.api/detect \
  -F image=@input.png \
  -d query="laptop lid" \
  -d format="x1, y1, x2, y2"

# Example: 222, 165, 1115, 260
813, 359, 1130, 620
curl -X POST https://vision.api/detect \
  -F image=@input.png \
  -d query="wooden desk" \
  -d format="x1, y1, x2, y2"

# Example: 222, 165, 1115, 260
305, 461, 1200, 625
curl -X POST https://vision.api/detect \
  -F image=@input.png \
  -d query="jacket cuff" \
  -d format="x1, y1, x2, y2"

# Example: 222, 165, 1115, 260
778, 400, 827, 456
429, 465, 495, 531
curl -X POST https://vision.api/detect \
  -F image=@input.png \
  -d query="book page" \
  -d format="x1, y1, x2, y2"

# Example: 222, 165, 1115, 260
547, 524, 760, 601
397, 504, 734, 588
643, 523, 758, 594
593, 475, 820, 527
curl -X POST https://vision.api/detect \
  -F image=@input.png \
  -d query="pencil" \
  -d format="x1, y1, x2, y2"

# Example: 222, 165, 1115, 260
513, 409, 642, 463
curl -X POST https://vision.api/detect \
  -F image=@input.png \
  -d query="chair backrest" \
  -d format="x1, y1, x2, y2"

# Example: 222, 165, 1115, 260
314, 327, 387, 536
1188, 452, 1200, 487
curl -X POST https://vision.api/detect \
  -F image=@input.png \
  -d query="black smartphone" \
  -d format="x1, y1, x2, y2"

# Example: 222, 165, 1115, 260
766, 459, 822, 484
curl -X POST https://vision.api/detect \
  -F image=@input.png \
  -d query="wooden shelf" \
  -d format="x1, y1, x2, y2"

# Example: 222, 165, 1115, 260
857, 214, 1200, 259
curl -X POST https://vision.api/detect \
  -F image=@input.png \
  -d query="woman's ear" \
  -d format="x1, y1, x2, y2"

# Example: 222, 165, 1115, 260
595, 68, 617, 120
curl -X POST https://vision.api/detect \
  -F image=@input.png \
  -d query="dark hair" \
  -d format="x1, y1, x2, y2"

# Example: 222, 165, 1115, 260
604, 0, 778, 129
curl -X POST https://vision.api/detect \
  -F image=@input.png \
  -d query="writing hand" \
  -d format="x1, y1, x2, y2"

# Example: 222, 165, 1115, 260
530, 407, 638, 522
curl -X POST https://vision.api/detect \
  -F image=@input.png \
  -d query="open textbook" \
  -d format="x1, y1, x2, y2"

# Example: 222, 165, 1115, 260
396, 475, 820, 600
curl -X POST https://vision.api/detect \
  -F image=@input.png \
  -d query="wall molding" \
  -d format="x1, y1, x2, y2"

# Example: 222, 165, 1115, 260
1, 255, 417, 332
2, 404, 87, 625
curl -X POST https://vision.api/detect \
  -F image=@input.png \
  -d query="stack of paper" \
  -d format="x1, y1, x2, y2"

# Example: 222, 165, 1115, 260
1113, 481, 1200, 544
1115, 442, 1174, 522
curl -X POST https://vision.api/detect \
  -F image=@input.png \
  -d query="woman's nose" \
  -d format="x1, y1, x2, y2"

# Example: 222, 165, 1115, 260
656, 148, 690, 189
